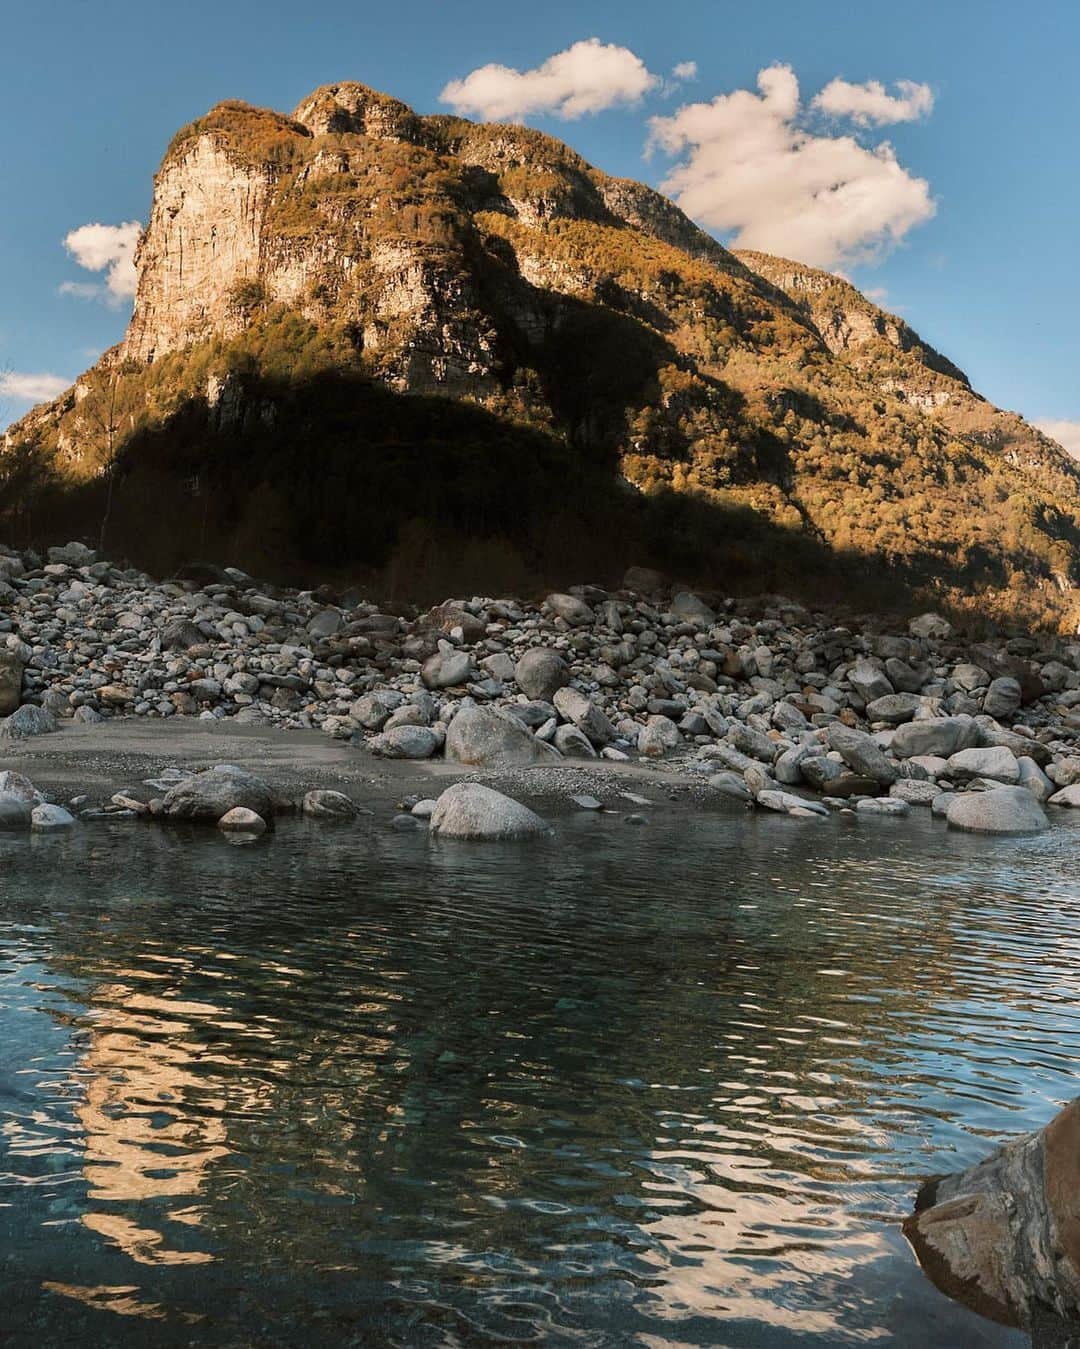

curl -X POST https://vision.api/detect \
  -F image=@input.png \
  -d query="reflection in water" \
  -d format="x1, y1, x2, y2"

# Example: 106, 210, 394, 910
2, 810, 1079, 1346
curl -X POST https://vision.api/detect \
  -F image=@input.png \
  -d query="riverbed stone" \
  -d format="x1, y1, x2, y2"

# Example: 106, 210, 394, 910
514, 648, 570, 701
826, 723, 897, 785
1048, 784, 1080, 807
552, 686, 615, 747
983, 676, 1023, 719
162, 764, 278, 823
429, 783, 550, 840
545, 593, 593, 626
370, 725, 440, 759
891, 716, 979, 759
865, 692, 924, 724
30, 803, 76, 831
946, 786, 1049, 835
756, 789, 828, 817
302, 790, 358, 820
0, 652, 23, 715
445, 705, 558, 767
0, 704, 57, 739
218, 806, 268, 834
947, 746, 1020, 784
0, 792, 32, 830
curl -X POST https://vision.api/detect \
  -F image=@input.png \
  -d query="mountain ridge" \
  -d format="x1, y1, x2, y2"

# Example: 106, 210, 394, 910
5, 80, 1079, 626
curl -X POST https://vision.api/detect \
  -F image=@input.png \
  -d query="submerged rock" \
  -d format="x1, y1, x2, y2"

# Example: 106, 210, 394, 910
218, 806, 268, 834
429, 783, 550, 840
302, 789, 358, 820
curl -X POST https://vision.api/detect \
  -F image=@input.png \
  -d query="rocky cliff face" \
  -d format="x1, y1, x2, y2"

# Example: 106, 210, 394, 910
6, 81, 1080, 623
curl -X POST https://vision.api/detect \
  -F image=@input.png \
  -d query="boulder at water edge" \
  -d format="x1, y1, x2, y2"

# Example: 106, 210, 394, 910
31, 804, 76, 831
946, 786, 1048, 835
302, 790, 359, 820
162, 765, 278, 823
429, 783, 551, 840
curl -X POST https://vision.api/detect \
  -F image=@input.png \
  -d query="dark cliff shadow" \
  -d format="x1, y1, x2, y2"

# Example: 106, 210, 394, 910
0, 363, 994, 617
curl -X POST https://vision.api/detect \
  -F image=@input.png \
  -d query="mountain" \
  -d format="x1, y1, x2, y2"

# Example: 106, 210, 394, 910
5, 81, 1079, 624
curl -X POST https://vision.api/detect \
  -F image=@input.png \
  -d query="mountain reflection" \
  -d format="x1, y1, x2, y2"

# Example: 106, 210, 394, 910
3, 812, 1075, 1345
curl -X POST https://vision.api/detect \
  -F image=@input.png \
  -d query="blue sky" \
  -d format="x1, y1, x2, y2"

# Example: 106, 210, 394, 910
2, 0, 1078, 453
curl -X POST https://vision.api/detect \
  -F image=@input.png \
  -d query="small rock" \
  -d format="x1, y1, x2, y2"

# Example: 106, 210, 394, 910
218, 806, 268, 834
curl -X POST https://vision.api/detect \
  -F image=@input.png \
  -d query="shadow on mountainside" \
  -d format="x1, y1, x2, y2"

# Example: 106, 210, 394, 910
0, 364, 1036, 624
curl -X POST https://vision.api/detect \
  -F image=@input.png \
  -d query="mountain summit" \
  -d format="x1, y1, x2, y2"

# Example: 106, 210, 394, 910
6, 81, 1079, 622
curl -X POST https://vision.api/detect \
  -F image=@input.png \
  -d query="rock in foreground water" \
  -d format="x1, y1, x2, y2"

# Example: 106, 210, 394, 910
429, 783, 550, 840
904, 1097, 1080, 1329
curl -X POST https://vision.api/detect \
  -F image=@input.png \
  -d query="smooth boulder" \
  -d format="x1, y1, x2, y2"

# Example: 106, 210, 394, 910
302, 790, 358, 820
946, 786, 1048, 835
826, 723, 897, 785
429, 783, 550, 840
552, 686, 615, 747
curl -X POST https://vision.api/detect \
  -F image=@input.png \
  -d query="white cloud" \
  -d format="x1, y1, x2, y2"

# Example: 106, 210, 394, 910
62, 220, 142, 304
649, 64, 935, 270
813, 77, 933, 127
672, 61, 698, 82
440, 38, 660, 121
1034, 418, 1080, 462
0, 371, 70, 402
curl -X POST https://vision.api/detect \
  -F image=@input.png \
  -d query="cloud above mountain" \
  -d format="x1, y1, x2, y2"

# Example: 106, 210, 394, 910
649, 64, 935, 269
812, 77, 933, 126
0, 370, 69, 403
60, 221, 142, 304
1034, 418, 1080, 462
440, 38, 669, 121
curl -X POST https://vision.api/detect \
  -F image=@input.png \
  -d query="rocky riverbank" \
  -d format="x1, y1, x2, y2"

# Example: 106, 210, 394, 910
1, 540, 1079, 839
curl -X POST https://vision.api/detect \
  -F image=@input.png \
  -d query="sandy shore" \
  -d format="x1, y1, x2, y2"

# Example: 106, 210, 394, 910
0, 718, 712, 817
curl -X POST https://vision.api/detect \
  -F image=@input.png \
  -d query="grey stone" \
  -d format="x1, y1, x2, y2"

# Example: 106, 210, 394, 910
421, 650, 473, 690
984, 676, 1023, 719
0, 792, 32, 830
891, 716, 979, 759
709, 771, 752, 800
1048, 784, 1080, 808
430, 783, 550, 840
638, 714, 680, 757
865, 692, 923, 724
445, 705, 558, 767
552, 686, 616, 746
756, 789, 828, 817
0, 651, 24, 715
728, 722, 776, 763
856, 796, 911, 815
545, 593, 594, 626
669, 592, 716, 624
162, 764, 278, 823
371, 725, 440, 759
947, 746, 1020, 784
161, 619, 208, 651
909, 613, 953, 640
848, 662, 893, 702
302, 790, 359, 820
514, 648, 570, 701
826, 723, 897, 785
0, 705, 57, 739
553, 724, 597, 758
30, 803, 77, 831
947, 786, 1049, 835
0, 771, 43, 804
218, 806, 268, 834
